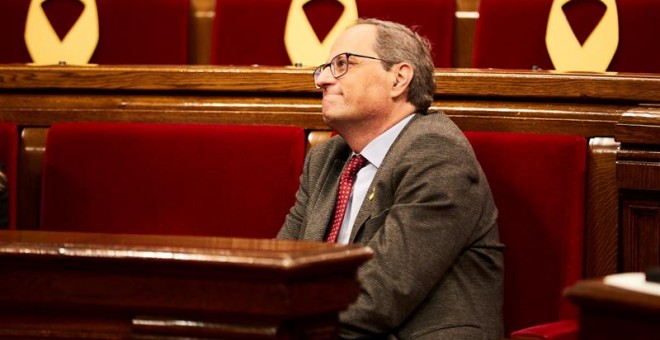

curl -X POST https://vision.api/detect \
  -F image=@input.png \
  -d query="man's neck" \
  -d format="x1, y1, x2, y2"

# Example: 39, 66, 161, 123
341, 104, 416, 153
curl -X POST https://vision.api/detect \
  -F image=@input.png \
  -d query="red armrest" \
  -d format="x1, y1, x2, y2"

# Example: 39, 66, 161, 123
510, 319, 578, 340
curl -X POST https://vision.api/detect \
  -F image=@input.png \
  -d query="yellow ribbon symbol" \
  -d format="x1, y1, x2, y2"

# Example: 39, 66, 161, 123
546, 0, 619, 72
284, 0, 358, 67
24, 0, 99, 65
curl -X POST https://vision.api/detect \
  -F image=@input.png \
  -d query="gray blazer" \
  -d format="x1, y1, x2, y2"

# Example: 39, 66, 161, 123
278, 112, 504, 340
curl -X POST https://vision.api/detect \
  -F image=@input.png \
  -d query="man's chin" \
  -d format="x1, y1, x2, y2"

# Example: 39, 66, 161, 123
321, 112, 340, 130
321, 112, 333, 125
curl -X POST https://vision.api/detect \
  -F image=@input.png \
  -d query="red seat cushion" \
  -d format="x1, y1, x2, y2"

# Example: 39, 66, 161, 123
211, 0, 454, 67
40, 123, 306, 238
464, 131, 586, 336
0, 0, 189, 64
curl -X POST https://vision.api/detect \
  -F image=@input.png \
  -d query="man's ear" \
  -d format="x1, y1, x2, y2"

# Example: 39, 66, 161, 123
390, 63, 413, 99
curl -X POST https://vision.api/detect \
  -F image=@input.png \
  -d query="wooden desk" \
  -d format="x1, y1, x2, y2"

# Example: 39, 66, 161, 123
565, 275, 660, 340
0, 230, 372, 339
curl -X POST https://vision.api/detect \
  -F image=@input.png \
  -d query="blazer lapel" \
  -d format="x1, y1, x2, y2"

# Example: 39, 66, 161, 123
349, 189, 374, 242
349, 162, 390, 243
302, 157, 345, 241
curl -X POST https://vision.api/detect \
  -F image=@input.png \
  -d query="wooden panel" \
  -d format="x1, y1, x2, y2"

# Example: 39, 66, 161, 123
436, 100, 627, 136
0, 230, 372, 339
0, 65, 318, 92
617, 160, 660, 191
615, 108, 660, 145
621, 198, 660, 272
616, 108, 660, 273
433, 70, 660, 102
585, 138, 619, 277
0, 66, 658, 103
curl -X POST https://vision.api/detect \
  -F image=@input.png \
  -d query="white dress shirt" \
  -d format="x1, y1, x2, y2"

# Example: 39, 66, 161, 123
335, 114, 414, 244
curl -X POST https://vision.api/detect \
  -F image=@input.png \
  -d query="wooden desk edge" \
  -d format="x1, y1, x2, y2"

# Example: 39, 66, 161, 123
0, 230, 374, 274
565, 278, 660, 315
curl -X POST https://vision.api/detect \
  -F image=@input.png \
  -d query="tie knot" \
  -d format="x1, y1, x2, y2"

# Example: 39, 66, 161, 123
343, 154, 367, 178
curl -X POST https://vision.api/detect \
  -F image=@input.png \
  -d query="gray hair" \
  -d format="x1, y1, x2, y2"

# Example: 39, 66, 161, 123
357, 18, 436, 113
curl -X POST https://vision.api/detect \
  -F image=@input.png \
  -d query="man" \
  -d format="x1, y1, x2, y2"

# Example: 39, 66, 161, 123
277, 18, 503, 339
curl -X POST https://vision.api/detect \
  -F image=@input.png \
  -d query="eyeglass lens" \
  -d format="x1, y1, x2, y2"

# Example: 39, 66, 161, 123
331, 54, 348, 78
314, 53, 348, 84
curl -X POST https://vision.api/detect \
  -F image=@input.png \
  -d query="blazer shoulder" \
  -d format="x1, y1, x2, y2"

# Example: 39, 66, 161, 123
396, 112, 470, 150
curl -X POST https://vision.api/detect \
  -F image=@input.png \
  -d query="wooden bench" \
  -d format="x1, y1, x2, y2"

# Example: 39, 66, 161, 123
1, 65, 658, 274
0, 65, 659, 338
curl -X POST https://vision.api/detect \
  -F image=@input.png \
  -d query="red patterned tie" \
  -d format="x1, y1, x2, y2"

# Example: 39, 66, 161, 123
326, 155, 367, 243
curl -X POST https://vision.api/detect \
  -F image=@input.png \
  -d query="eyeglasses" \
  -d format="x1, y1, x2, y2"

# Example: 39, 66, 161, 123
313, 52, 389, 88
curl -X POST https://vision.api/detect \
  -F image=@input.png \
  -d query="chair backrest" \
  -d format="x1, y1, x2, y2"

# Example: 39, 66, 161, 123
464, 131, 586, 336
211, 0, 454, 67
472, 0, 660, 73
0, 0, 189, 65
0, 123, 19, 229
40, 122, 306, 238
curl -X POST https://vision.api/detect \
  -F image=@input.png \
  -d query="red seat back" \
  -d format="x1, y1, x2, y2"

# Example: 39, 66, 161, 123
40, 123, 306, 238
0, 123, 19, 229
211, 0, 454, 67
465, 131, 586, 336
0, 0, 189, 64
472, 0, 660, 73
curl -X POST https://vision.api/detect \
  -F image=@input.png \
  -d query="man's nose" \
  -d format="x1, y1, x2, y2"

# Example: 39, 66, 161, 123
315, 66, 335, 89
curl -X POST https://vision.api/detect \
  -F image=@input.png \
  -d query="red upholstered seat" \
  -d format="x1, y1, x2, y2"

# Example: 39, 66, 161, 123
472, 0, 660, 73
465, 132, 586, 340
211, 0, 454, 67
0, 123, 19, 229
40, 123, 306, 238
0, 0, 188, 64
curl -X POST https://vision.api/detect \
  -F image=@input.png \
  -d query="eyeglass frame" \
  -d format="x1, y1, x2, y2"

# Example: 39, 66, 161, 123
313, 52, 393, 88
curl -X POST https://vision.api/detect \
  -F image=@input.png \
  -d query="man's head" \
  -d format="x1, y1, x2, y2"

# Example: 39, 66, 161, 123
313, 19, 435, 144
357, 18, 436, 113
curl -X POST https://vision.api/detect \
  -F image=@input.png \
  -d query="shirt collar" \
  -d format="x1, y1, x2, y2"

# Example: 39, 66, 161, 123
357, 114, 414, 168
